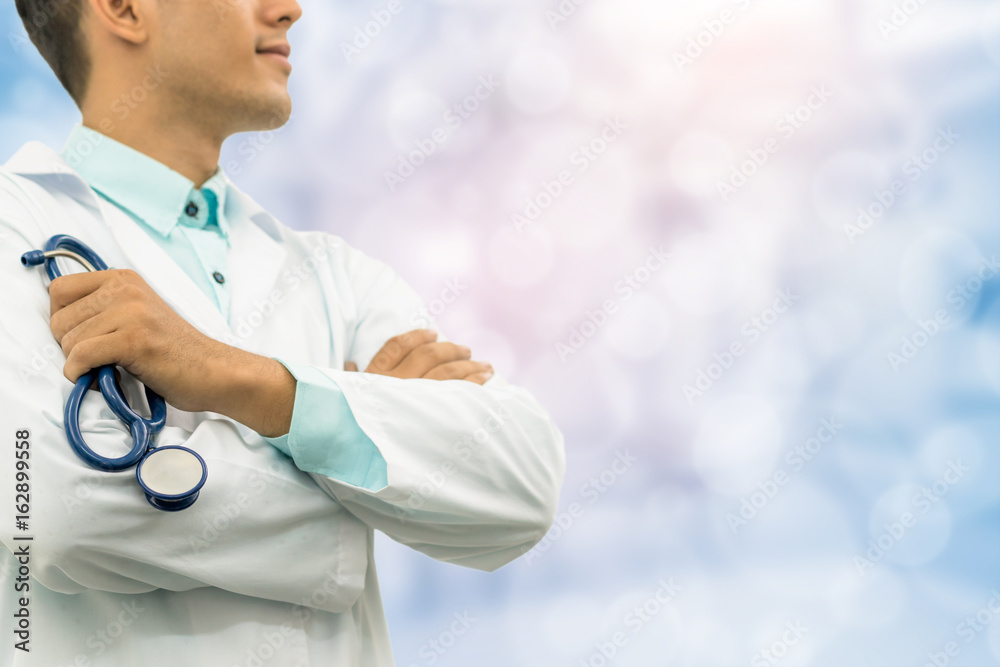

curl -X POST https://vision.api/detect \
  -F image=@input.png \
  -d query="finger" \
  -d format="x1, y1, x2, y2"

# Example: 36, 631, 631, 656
460, 371, 494, 385
344, 361, 358, 372
59, 309, 123, 360
366, 329, 438, 374
48, 270, 115, 316
50, 286, 118, 343
63, 333, 128, 384
394, 341, 471, 378
422, 360, 492, 381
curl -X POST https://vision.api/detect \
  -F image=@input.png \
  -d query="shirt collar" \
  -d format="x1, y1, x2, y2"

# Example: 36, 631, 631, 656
3, 139, 285, 244
59, 124, 231, 243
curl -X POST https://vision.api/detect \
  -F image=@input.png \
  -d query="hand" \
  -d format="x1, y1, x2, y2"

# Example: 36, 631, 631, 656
344, 329, 493, 385
48, 269, 296, 437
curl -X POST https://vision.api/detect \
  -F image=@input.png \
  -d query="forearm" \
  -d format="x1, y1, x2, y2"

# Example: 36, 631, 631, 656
204, 344, 297, 438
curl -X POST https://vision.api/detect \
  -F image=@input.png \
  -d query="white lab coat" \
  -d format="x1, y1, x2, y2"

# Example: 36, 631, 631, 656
0, 140, 565, 666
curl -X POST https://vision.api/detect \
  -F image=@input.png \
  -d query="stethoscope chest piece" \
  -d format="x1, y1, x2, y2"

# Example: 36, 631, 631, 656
136, 446, 208, 512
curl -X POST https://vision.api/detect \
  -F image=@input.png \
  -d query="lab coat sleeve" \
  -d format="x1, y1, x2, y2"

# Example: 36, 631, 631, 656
0, 184, 368, 613
261, 366, 388, 492
285, 241, 566, 571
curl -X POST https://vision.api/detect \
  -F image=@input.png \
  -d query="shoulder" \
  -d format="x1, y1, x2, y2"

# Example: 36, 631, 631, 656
0, 165, 36, 201
222, 179, 363, 265
266, 218, 398, 288
0, 167, 49, 243
221, 178, 408, 294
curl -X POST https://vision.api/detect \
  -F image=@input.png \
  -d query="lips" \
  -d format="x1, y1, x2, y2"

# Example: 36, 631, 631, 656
256, 42, 292, 72
256, 42, 291, 58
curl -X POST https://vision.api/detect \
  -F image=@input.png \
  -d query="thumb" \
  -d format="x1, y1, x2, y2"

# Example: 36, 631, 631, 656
344, 361, 358, 372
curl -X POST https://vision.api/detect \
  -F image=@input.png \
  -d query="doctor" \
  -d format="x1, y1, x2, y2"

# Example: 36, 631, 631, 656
0, 0, 565, 665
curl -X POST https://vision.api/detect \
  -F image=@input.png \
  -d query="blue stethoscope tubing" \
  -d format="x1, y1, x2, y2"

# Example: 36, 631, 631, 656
64, 366, 166, 471
21, 234, 206, 510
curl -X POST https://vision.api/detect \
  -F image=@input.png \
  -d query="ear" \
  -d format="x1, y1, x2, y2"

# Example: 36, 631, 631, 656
85, 0, 152, 45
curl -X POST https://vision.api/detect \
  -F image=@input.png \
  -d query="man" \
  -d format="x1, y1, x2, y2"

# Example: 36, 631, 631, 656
0, 0, 565, 664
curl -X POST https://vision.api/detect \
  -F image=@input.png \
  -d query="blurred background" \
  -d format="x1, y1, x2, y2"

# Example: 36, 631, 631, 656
3, 0, 999, 665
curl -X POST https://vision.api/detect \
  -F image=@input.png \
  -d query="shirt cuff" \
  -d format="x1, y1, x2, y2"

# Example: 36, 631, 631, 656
262, 357, 388, 492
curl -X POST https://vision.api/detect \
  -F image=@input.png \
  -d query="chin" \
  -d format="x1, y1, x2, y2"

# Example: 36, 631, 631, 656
239, 93, 293, 133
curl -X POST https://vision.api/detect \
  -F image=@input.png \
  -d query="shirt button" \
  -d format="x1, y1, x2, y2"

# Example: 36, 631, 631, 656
185, 202, 199, 217
213, 271, 225, 284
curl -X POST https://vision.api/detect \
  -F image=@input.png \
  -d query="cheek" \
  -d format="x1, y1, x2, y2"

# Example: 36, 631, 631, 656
178, 41, 255, 91
221, 33, 266, 82
186, 7, 257, 74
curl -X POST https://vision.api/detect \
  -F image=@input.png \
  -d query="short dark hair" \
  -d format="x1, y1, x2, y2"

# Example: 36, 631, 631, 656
15, 0, 90, 105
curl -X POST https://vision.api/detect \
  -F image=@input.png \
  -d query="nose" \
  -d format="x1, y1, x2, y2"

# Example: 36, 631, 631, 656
263, 0, 302, 27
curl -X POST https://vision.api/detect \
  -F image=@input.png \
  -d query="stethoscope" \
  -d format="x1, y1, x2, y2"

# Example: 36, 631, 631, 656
21, 235, 207, 511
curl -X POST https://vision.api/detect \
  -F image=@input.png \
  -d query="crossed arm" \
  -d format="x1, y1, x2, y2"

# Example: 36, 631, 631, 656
46, 268, 496, 437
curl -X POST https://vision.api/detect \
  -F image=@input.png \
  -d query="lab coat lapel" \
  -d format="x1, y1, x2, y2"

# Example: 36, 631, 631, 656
222, 184, 288, 340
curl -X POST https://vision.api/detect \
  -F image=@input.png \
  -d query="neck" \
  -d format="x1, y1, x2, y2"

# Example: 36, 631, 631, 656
80, 107, 224, 189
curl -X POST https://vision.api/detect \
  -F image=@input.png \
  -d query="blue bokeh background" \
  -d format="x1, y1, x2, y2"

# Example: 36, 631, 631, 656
3, 1, 999, 665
